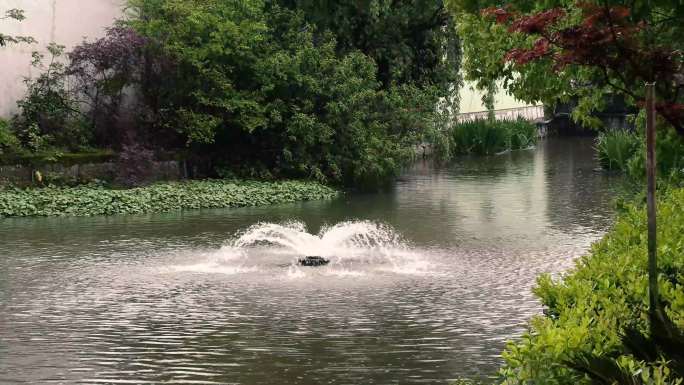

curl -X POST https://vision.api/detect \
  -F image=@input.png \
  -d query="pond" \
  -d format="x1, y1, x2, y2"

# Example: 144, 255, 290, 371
0, 138, 627, 384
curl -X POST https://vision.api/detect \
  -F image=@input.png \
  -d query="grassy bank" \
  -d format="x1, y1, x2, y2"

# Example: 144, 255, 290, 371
498, 188, 684, 384
0, 179, 339, 218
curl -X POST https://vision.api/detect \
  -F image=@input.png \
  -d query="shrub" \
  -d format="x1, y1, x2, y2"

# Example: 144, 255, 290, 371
626, 127, 684, 185
0, 179, 338, 217
499, 188, 684, 385
11, 43, 88, 152
449, 118, 537, 156
68, 26, 151, 147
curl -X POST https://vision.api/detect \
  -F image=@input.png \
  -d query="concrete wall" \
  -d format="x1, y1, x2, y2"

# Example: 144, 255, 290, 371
0, 160, 183, 186
1, 0, 124, 117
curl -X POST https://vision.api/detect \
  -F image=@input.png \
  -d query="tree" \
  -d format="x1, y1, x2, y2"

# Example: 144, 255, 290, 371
446, 0, 684, 130
275, 0, 461, 92
481, 2, 684, 135
0, 9, 35, 47
125, 0, 429, 187
277, 0, 463, 152
68, 26, 150, 147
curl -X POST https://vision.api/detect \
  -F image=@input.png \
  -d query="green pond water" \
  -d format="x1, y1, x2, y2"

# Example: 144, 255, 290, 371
0, 138, 627, 384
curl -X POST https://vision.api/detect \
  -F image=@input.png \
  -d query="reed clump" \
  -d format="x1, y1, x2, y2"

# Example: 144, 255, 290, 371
449, 118, 537, 156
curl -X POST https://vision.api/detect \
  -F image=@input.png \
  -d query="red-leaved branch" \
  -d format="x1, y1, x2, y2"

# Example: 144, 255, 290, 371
482, 3, 684, 134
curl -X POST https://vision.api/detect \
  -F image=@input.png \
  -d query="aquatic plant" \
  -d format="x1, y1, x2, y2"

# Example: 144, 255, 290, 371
596, 125, 684, 185
499, 188, 684, 384
449, 118, 537, 156
595, 130, 640, 171
0, 179, 338, 217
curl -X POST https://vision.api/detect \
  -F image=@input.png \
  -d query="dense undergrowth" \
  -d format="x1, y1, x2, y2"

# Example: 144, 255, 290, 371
497, 188, 684, 385
447, 118, 538, 156
0, 179, 338, 217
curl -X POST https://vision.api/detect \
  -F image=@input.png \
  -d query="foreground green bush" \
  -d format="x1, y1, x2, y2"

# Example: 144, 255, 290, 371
500, 188, 684, 384
0, 179, 338, 217
449, 118, 537, 156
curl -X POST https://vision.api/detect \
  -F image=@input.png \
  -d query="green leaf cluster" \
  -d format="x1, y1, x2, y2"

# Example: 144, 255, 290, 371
277, 0, 460, 91
499, 188, 684, 384
10, 43, 92, 152
0, 179, 338, 217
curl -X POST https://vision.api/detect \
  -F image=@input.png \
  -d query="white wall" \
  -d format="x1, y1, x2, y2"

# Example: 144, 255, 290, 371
0, 0, 123, 117
458, 81, 532, 114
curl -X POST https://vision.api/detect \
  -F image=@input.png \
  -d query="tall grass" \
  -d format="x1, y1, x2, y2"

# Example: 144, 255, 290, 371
595, 129, 640, 171
596, 126, 684, 184
449, 118, 537, 156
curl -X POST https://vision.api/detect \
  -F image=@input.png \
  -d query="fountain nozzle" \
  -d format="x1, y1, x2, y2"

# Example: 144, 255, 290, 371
298, 256, 330, 267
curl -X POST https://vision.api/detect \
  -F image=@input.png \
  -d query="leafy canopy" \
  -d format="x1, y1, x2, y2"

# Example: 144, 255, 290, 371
446, 0, 684, 130
125, 0, 439, 187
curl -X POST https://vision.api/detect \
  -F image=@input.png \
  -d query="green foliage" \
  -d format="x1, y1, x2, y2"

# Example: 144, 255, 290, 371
445, 0, 684, 129
596, 130, 641, 172
449, 118, 537, 156
276, 0, 460, 92
626, 128, 684, 185
0, 119, 21, 155
499, 188, 684, 385
125, 0, 432, 188
0, 179, 338, 217
596, 124, 684, 185
11, 43, 91, 152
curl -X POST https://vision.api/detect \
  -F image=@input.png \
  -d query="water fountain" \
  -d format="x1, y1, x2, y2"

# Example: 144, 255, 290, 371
173, 220, 426, 276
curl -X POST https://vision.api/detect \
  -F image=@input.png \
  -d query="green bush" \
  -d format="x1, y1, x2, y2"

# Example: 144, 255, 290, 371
449, 118, 537, 156
0, 179, 338, 217
499, 188, 684, 385
627, 127, 684, 185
